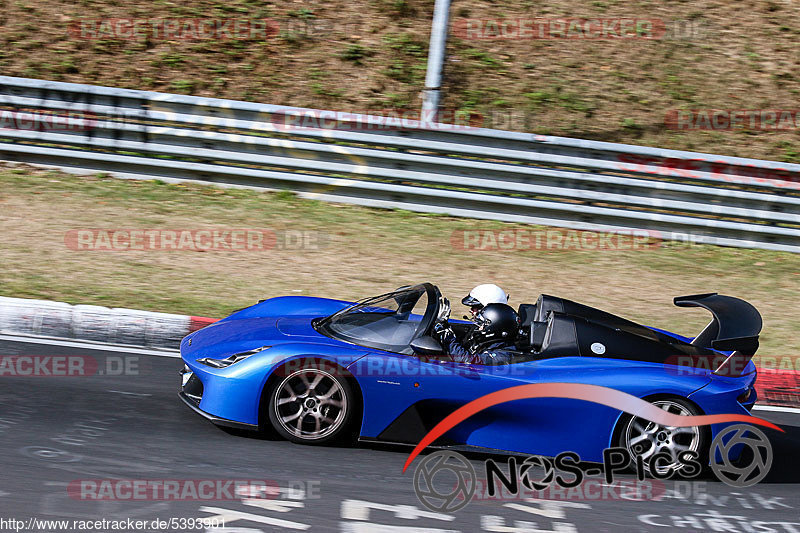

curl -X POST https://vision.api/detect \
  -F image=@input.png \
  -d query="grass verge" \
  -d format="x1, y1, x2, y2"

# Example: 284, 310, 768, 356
0, 165, 797, 356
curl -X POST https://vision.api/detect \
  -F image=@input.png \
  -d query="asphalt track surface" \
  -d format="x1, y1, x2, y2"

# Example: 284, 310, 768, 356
1, 337, 799, 532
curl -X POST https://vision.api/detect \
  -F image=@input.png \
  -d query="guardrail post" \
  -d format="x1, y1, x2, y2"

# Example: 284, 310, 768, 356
421, 0, 451, 122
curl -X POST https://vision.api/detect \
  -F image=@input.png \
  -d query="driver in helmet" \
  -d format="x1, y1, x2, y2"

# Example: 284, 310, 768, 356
461, 284, 509, 318
434, 303, 521, 365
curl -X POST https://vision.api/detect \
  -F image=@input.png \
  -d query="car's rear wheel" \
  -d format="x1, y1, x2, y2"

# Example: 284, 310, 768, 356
619, 397, 706, 477
268, 366, 354, 445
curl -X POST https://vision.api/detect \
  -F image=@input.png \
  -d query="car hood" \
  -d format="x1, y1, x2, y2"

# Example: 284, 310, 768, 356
180, 314, 348, 362
180, 295, 357, 362
275, 317, 319, 337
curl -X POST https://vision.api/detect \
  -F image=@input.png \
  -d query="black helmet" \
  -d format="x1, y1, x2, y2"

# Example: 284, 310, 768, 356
467, 303, 520, 352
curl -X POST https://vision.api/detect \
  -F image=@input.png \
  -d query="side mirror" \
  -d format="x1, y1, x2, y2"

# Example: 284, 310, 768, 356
409, 335, 443, 356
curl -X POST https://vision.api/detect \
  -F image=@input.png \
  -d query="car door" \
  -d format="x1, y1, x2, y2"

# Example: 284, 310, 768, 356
351, 349, 535, 445
352, 350, 635, 460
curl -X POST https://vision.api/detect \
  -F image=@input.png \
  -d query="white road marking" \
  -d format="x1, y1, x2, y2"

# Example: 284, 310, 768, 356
752, 404, 800, 414
340, 500, 455, 522
0, 333, 180, 358
244, 499, 304, 513
199, 507, 310, 530
341, 524, 459, 533
106, 390, 152, 397
205, 527, 264, 533
503, 499, 590, 519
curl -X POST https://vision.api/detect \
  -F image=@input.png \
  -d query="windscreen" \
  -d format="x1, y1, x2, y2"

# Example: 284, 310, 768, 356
317, 285, 430, 353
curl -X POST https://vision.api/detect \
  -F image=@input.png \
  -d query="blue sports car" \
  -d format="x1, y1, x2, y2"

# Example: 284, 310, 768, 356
179, 283, 762, 473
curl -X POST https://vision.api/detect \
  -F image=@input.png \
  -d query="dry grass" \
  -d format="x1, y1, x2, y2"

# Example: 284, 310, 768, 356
0, 0, 798, 161
0, 165, 797, 357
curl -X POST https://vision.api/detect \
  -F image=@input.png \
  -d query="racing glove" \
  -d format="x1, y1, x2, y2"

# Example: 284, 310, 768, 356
432, 319, 453, 339
437, 296, 451, 322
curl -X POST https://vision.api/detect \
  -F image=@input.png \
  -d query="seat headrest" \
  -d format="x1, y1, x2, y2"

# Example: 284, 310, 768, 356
518, 304, 537, 327
530, 320, 548, 352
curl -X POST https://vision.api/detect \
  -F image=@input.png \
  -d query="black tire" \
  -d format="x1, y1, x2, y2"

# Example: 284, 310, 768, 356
267, 363, 355, 445
617, 396, 708, 478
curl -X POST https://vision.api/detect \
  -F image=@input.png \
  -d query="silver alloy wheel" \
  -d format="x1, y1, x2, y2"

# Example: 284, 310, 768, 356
622, 399, 701, 476
273, 368, 348, 441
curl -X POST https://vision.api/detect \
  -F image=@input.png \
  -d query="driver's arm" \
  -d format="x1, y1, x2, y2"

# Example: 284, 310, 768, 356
433, 322, 471, 363
435, 323, 514, 365
452, 344, 513, 365
442, 330, 470, 359
435, 325, 482, 364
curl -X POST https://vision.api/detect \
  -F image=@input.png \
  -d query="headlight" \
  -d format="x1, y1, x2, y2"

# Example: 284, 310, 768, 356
197, 346, 271, 368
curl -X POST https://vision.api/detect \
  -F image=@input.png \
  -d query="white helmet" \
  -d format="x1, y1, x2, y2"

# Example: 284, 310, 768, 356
461, 284, 509, 309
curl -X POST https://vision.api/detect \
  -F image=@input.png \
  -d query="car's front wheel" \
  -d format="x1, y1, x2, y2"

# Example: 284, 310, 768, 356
619, 397, 707, 478
268, 365, 354, 445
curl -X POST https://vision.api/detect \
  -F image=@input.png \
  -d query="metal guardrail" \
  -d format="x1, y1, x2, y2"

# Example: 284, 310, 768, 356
0, 75, 798, 252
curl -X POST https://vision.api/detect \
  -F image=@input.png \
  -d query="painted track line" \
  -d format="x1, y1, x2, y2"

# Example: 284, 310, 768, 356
752, 404, 800, 414
0, 333, 181, 357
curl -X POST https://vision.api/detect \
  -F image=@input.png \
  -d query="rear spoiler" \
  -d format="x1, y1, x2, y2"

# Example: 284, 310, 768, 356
674, 293, 762, 376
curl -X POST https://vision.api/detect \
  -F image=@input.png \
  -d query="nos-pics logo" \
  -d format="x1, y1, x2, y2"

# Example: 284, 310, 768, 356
412, 423, 773, 513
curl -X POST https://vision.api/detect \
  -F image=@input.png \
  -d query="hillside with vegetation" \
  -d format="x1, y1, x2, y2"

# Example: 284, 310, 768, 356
1, 0, 799, 160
